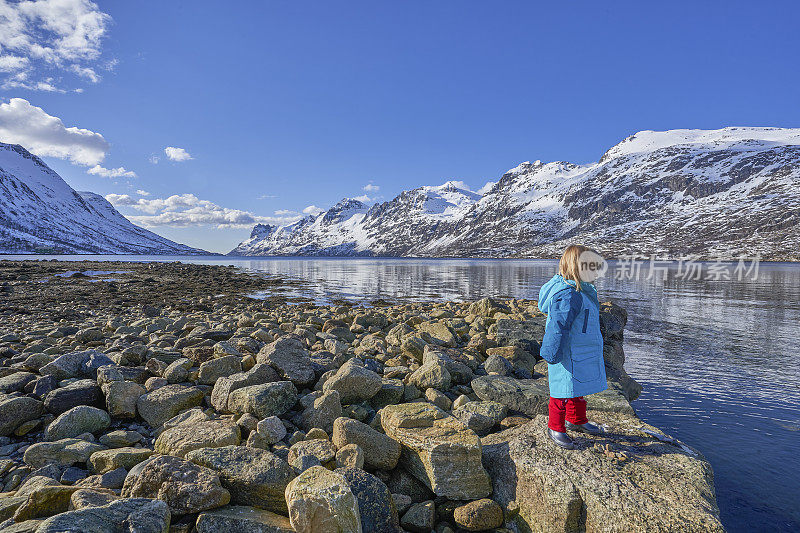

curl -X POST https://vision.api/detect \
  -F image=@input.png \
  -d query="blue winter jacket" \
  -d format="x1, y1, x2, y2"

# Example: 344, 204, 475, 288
537, 274, 607, 399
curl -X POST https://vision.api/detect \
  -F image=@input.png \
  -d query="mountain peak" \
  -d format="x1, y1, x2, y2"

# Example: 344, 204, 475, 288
251, 224, 277, 239
230, 126, 799, 260
0, 143, 207, 254
601, 127, 800, 162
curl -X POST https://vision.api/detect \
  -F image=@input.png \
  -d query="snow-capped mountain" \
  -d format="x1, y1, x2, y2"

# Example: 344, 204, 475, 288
0, 143, 206, 254
231, 127, 800, 260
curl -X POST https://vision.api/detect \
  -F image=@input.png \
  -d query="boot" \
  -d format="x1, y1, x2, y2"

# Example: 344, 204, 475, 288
547, 428, 575, 450
565, 421, 605, 435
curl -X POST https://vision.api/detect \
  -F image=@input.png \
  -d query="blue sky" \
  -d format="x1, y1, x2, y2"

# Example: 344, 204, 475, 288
1, 0, 799, 252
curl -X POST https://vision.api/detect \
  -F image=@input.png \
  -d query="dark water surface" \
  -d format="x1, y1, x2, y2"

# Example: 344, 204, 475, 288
3, 255, 799, 531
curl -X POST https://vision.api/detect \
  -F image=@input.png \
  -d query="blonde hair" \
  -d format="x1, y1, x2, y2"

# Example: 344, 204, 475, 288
558, 244, 595, 292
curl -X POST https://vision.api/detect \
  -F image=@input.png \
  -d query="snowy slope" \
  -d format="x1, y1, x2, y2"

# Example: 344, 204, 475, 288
231, 127, 800, 260
0, 142, 207, 254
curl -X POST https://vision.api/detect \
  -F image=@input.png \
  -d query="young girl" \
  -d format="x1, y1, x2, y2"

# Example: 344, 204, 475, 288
538, 245, 607, 449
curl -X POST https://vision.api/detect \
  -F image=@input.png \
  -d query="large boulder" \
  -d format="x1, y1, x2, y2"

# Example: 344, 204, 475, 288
337, 466, 401, 533
494, 318, 544, 357
322, 359, 382, 404
257, 337, 316, 388
24, 438, 106, 468
185, 445, 296, 515
417, 321, 458, 347
284, 465, 361, 533
300, 390, 342, 434
0, 371, 36, 394
287, 439, 337, 471
598, 301, 643, 401
198, 355, 242, 385
481, 414, 724, 533
332, 417, 401, 470
471, 375, 549, 415
406, 360, 451, 391
104, 380, 146, 418
379, 403, 490, 500
43, 379, 102, 415
136, 384, 205, 428
0, 396, 44, 437
45, 406, 110, 441
196, 505, 294, 533
121, 455, 230, 515
154, 419, 241, 458
12, 484, 81, 521
485, 345, 536, 376
453, 498, 504, 532
227, 381, 298, 419
39, 349, 115, 381
452, 400, 507, 436
473, 374, 636, 417
469, 297, 512, 317
36, 497, 170, 533
210, 364, 279, 412
89, 447, 154, 473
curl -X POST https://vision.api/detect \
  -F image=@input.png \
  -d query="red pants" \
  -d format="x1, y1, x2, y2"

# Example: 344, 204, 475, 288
548, 396, 588, 432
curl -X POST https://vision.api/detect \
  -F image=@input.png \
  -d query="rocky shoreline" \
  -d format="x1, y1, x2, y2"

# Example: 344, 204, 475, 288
0, 261, 724, 532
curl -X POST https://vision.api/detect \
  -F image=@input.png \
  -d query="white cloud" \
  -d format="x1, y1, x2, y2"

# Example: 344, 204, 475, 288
363, 183, 379, 192
148, 155, 159, 164
87, 164, 136, 178
258, 194, 277, 200
136, 189, 149, 196
105, 192, 301, 229
353, 194, 372, 203
104, 193, 136, 205
164, 146, 192, 162
302, 205, 324, 216
0, 0, 112, 91
0, 97, 108, 165
0, 55, 29, 72
69, 64, 99, 83
274, 209, 297, 216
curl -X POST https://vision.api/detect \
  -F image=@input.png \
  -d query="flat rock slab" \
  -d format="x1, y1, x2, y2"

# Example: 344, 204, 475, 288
481, 414, 724, 533
196, 505, 294, 533
585, 382, 636, 416
380, 403, 491, 500
473, 375, 636, 417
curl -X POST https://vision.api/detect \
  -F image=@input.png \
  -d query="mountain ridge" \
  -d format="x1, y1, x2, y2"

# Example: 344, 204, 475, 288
230, 127, 800, 261
0, 142, 209, 255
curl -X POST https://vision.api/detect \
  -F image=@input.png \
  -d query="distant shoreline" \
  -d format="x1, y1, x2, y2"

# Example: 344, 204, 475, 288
1, 254, 797, 263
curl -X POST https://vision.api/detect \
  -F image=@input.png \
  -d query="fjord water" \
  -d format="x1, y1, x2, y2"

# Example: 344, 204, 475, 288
4, 256, 799, 531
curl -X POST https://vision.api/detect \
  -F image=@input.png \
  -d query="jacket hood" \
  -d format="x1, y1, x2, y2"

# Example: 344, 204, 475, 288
537, 274, 598, 313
